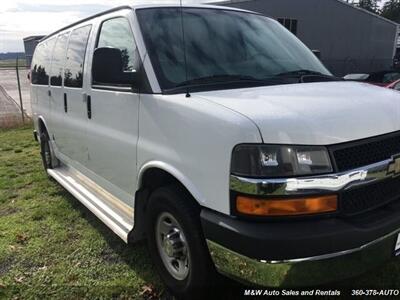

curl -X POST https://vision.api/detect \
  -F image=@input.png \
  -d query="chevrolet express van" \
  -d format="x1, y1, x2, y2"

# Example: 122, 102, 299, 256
31, 4, 400, 297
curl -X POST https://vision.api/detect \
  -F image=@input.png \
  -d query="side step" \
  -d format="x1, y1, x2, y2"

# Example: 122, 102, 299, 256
47, 166, 134, 243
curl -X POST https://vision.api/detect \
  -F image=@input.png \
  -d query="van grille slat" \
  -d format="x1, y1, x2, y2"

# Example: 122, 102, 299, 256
329, 132, 400, 216
331, 131, 400, 172
340, 176, 400, 216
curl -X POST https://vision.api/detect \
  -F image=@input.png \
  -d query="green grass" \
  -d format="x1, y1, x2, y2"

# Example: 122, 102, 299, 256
0, 127, 162, 299
1, 126, 400, 299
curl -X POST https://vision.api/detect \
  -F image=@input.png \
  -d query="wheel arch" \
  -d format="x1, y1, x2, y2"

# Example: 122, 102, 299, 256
37, 116, 49, 141
137, 161, 204, 203
129, 161, 205, 243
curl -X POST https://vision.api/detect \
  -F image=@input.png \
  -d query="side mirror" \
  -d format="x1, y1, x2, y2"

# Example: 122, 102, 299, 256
92, 47, 137, 86
312, 50, 321, 59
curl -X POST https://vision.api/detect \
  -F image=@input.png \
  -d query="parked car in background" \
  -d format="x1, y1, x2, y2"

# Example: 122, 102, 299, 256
30, 4, 400, 297
343, 73, 369, 81
387, 79, 400, 91
344, 70, 400, 86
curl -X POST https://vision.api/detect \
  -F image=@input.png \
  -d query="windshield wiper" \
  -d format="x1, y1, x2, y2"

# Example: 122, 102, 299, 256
274, 69, 343, 82
163, 74, 293, 94
175, 74, 286, 88
275, 69, 325, 77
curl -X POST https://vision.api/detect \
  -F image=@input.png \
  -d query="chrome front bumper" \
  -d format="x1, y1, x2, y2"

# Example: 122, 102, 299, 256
205, 157, 400, 286
207, 229, 399, 287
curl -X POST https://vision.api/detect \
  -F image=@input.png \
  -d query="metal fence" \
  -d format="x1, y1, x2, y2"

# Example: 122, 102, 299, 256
0, 57, 30, 128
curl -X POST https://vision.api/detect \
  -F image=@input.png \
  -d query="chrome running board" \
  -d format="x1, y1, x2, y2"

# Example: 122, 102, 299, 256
47, 166, 134, 242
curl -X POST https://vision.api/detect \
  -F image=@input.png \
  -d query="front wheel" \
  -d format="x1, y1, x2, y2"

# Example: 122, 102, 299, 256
146, 185, 216, 299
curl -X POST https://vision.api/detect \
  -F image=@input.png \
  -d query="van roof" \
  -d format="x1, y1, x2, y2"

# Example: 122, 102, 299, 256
40, 4, 256, 43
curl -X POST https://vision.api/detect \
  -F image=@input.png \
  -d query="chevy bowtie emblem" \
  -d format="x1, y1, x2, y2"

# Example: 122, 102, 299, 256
387, 155, 400, 177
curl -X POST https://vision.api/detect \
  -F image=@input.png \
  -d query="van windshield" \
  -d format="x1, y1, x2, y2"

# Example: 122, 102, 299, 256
136, 7, 332, 92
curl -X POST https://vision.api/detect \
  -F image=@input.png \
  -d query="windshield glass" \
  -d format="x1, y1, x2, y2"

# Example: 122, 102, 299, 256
136, 7, 331, 91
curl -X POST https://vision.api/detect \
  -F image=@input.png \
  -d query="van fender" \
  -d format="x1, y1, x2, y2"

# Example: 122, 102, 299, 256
137, 160, 205, 205
130, 161, 205, 242
37, 115, 49, 142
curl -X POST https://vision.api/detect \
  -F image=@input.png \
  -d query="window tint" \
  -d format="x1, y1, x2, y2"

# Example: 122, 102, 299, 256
31, 44, 47, 85
64, 25, 92, 88
97, 17, 139, 72
50, 33, 69, 86
31, 39, 55, 85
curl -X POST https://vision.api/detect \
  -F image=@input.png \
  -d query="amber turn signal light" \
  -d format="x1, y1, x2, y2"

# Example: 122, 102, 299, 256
236, 195, 337, 216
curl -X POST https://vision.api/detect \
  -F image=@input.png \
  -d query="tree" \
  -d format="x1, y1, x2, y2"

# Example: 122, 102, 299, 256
357, 0, 382, 13
121, 48, 131, 71
381, 0, 400, 23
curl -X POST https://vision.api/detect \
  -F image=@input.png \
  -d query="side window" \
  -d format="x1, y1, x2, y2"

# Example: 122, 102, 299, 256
96, 17, 139, 73
64, 25, 92, 88
50, 33, 69, 86
31, 39, 55, 85
31, 44, 46, 85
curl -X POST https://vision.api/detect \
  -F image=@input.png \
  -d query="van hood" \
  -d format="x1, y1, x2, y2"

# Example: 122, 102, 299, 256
195, 81, 400, 145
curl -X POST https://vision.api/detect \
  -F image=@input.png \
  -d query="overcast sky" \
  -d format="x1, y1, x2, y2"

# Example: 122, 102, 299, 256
0, 0, 389, 53
0, 0, 214, 53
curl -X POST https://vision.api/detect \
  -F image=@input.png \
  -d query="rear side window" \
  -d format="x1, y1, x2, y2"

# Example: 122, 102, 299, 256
31, 39, 55, 85
50, 33, 69, 86
97, 17, 139, 72
64, 25, 92, 88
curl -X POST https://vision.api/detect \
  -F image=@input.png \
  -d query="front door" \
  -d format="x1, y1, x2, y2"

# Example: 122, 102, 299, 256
84, 16, 141, 206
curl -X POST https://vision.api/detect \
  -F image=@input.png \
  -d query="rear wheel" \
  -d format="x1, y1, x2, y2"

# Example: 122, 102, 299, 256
40, 130, 58, 172
146, 185, 216, 299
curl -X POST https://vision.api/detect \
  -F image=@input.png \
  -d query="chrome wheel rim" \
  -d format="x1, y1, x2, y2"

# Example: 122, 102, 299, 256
155, 212, 190, 281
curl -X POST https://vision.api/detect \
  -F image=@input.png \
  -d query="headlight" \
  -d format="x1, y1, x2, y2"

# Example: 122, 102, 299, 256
231, 144, 333, 177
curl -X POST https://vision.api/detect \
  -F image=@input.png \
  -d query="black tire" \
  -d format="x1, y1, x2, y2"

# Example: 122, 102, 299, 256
40, 130, 58, 172
145, 185, 216, 299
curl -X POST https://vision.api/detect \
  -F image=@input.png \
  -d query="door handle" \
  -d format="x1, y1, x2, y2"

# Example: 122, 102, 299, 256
64, 93, 68, 113
48, 90, 51, 97
87, 95, 92, 119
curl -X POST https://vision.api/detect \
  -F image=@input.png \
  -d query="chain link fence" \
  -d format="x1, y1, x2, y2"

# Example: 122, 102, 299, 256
0, 58, 30, 128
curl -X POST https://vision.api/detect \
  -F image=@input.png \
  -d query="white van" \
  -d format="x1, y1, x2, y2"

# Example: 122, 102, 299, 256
31, 4, 400, 296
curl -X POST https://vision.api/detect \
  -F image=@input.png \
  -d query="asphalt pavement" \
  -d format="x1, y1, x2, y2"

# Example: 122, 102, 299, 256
0, 84, 24, 128
0, 68, 31, 116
